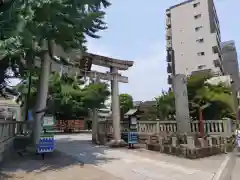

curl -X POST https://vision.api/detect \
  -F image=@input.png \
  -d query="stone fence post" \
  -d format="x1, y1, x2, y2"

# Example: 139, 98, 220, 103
156, 121, 160, 134
223, 119, 233, 137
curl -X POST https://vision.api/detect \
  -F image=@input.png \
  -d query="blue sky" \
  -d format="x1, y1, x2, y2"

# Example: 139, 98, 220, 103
88, 0, 240, 101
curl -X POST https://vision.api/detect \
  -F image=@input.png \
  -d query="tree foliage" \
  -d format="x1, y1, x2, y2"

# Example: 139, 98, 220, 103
119, 93, 133, 114
155, 91, 175, 120
0, 0, 111, 96
16, 72, 110, 119
155, 73, 235, 120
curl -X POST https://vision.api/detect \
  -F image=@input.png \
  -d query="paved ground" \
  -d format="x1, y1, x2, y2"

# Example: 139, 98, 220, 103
0, 146, 120, 180
1, 133, 240, 180
55, 134, 240, 180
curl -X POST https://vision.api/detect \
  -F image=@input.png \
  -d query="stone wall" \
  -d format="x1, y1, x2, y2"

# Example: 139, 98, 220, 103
146, 134, 235, 159
0, 137, 15, 163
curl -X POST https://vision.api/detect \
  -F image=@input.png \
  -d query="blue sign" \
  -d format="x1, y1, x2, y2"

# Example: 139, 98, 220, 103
37, 135, 55, 153
28, 110, 33, 121
128, 132, 138, 144
237, 132, 240, 148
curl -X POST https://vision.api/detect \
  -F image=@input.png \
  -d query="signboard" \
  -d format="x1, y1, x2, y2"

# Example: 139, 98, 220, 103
43, 116, 54, 126
128, 132, 138, 144
37, 134, 55, 153
237, 131, 240, 148
28, 110, 33, 121
130, 117, 137, 125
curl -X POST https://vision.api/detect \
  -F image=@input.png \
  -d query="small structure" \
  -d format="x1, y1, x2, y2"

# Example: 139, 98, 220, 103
124, 109, 139, 148
97, 108, 111, 122
133, 101, 157, 121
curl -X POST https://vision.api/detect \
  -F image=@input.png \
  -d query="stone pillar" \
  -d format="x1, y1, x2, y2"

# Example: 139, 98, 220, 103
108, 67, 125, 147
207, 137, 213, 147
187, 136, 195, 149
172, 136, 177, 147
173, 74, 191, 134
198, 138, 205, 148
91, 108, 99, 144
156, 121, 160, 134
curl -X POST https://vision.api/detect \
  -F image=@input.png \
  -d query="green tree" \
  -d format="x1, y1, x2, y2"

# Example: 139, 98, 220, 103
16, 72, 110, 120
119, 93, 133, 114
154, 73, 235, 120
155, 91, 175, 120
0, 0, 111, 144
187, 73, 234, 120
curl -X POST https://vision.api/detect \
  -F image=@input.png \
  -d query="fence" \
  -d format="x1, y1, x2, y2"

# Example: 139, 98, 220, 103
103, 119, 234, 137
0, 120, 28, 163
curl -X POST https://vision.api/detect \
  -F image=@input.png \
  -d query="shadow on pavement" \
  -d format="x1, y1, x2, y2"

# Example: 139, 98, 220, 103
55, 137, 120, 164
0, 136, 118, 179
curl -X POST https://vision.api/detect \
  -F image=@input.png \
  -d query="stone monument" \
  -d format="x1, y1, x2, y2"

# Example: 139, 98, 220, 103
173, 74, 191, 134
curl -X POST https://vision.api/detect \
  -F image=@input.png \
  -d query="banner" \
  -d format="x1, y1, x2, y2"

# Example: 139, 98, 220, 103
37, 134, 55, 153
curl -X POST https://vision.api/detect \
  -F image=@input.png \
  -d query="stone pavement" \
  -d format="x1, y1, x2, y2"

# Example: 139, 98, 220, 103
55, 134, 240, 180
0, 147, 120, 180
1, 133, 239, 180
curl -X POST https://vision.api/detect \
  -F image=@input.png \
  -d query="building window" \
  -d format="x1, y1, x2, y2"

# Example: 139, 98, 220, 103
195, 26, 203, 31
193, 2, 200, 8
196, 38, 204, 43
197, 52, 205, 56
194, 14, 201, 19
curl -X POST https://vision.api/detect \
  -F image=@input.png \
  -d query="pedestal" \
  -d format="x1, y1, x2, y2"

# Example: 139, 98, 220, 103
207, 137, 213, 147
172, 137, 177, 147
107, 139, 127, 147
187, 136, 195, 149
197, 138, 205, 148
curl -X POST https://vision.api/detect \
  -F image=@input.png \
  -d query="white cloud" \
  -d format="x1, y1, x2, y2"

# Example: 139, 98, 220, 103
87, 41, 168, 101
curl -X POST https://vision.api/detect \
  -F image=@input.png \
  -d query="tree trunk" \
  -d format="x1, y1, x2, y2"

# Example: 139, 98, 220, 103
24, 48, 35, 122
33, 41, 51, 146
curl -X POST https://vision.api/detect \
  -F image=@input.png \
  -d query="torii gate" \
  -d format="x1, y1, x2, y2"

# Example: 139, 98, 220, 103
38, 45, 134, 146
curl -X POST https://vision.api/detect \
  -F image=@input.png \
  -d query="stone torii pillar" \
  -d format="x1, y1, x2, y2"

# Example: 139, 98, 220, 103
109, 66, 123, 145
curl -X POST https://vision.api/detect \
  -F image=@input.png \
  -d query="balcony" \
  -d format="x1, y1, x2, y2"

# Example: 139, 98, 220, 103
166, 50, 172, 62
166, 10, 171, 17
213, 53, 223, 72
167, 63, 172, 73
216, 32, 221, 47
166, 17, 171, 26
211, 33, 221, 54
166, 29, 172, 40
213, 5, 220, 26
214, 18, 221, 39
166, 40, 172, 49
213, 59, 221, 68
168, 75, 172, 84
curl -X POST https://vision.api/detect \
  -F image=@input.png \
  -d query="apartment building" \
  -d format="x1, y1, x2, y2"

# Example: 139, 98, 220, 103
221, 40, 240, 112
166, 0, 223, 85
221, 41, 239, 90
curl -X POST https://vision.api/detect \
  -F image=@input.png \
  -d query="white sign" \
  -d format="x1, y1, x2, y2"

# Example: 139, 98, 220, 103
43, 116, 54, 126
131, 117, 137, 125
